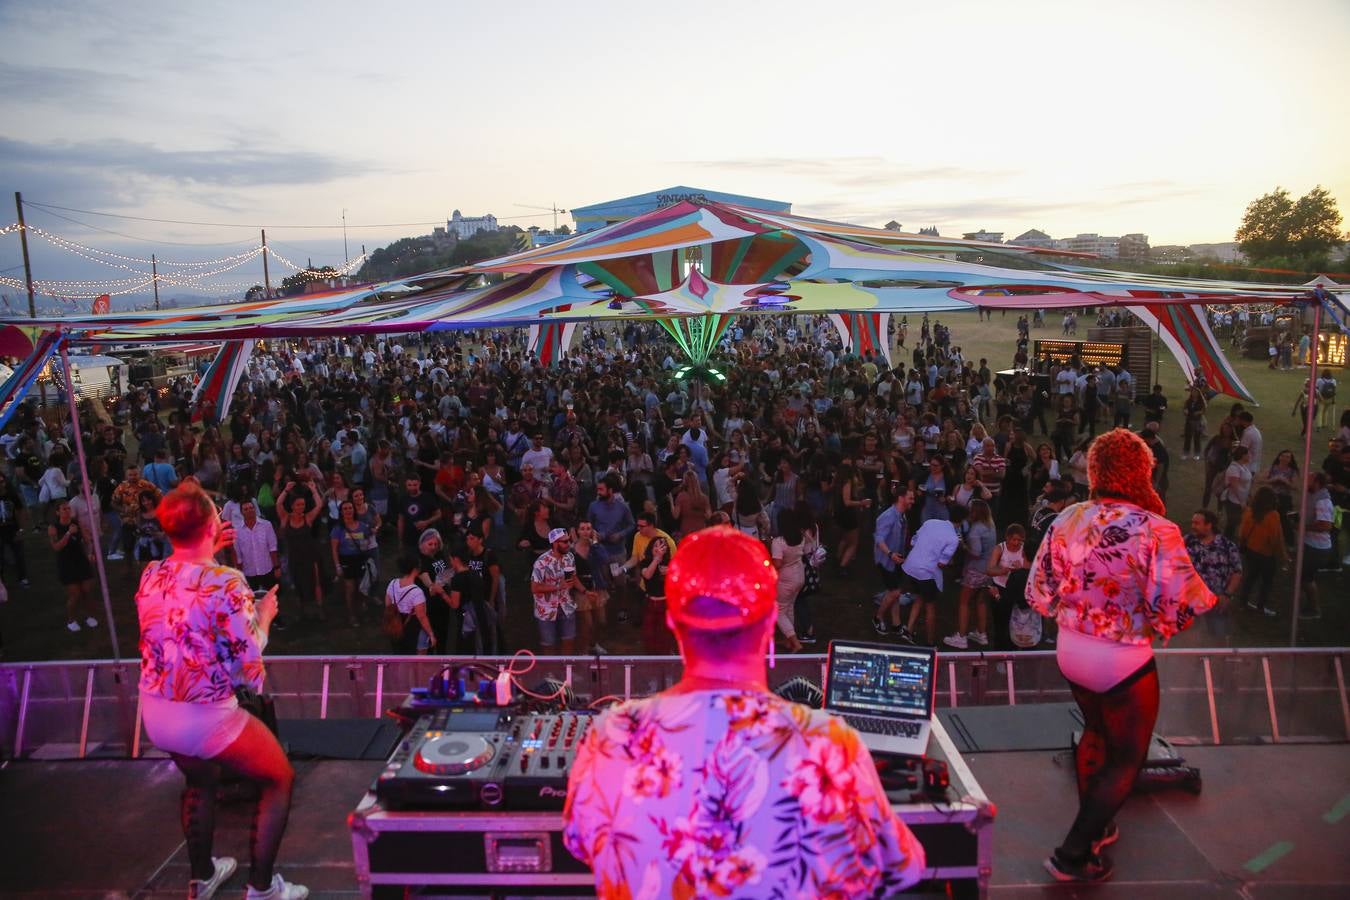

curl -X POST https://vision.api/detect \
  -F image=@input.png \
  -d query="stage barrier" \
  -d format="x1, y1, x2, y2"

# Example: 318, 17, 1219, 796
1, 648, 1347, 759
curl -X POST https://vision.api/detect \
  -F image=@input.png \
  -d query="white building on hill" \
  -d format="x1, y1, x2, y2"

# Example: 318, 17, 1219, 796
447, 210, 499, 240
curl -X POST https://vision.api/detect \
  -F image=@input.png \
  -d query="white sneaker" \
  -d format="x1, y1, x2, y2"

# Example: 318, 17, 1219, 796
591, 643, 608, 655
85, 616, 98, 628
66, 620, 81, 633
244, 872, 308, 900
967, 630, 989, 646
188, 856, 237, 900
942, 632, 968, 649
106, 551, 124, 561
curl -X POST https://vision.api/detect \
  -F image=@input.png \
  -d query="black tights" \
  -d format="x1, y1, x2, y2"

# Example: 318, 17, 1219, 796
1060, 659, 1159, 861
170, 716, 294, 889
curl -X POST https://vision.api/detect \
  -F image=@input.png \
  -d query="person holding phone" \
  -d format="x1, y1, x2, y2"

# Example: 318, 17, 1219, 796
136, 482, 307, 899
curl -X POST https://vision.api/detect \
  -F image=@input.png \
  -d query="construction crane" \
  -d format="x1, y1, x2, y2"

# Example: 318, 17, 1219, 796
514, 202, 568, 233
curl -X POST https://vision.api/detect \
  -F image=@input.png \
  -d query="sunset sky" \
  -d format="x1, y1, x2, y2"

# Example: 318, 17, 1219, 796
1, 0, 1347, 295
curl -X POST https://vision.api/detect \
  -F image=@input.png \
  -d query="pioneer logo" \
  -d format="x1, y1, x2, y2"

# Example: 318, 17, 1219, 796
538, 786, 568, 798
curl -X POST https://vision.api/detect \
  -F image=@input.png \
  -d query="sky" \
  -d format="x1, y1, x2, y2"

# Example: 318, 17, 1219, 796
1, 0, 1348, 303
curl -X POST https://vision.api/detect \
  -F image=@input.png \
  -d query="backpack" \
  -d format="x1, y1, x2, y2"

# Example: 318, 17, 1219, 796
383, 583, 417, 641
1009, 608, 1043, 648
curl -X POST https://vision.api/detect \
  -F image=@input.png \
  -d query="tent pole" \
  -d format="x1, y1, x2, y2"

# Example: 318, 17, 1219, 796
1288, 299, 1323, 643
59, 338, 121, 664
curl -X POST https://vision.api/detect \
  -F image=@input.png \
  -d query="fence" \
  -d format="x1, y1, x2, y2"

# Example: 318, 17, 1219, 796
2, 647, 1347, 759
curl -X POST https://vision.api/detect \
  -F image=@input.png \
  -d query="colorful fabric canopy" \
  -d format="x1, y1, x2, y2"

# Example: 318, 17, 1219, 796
0, 198, 1335, 400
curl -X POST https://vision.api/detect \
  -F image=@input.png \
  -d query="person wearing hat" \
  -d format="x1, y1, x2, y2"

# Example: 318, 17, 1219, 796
529, 527, 579, 652
563, 527, 925, 897
1028, 429, 1217, 882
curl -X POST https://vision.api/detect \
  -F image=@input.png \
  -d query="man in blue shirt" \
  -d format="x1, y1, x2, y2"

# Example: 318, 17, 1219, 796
681, 427, 710, 485
144, 449, 179, 493
587, 473, 634, 568
873, 487, 915, 639
901, 505, 965, 646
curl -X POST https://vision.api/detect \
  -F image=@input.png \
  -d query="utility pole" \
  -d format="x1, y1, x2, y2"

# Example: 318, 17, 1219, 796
261, 229, 273, 298
14, 192, 36, 318
343, 208, 349, 265
151, 254, 161, 311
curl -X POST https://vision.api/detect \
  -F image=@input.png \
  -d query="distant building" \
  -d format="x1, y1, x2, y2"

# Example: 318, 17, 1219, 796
962, 229, 1004, 243
1058, 233, 1121, 257
1187, 242, 1245, 263
1118, 233, 1151, 260
918, 226, 941, 237
1009, 228, 1054, 249
569, 185, 791, 233
884, 220, 903, 231
431, 226, 453, 246
447, 209, 499, 240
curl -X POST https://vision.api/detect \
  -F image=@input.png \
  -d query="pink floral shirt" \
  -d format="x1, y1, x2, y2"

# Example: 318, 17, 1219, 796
136, 560, 266, 703
1027, 500, 1217, 646
563, 689, 925, 899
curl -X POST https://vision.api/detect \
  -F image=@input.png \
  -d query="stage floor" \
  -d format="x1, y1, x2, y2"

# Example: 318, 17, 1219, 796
1, 744, 1346, 898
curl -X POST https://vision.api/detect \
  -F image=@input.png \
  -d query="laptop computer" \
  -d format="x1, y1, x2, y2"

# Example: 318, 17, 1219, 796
824, 640, 937, 757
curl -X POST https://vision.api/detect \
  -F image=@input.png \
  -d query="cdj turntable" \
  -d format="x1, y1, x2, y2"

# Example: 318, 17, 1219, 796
373, 709, 595, 811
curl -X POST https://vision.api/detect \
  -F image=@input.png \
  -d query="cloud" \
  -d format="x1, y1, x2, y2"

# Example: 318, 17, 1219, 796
0, 61, 137, 106
0, 136, 366, 189
689, 155, 1014, 186
796, 180, 1204, 230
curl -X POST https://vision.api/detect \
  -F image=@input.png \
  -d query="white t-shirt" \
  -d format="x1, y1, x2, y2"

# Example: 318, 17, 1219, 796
1306, 492, 1335, 551
521, 446, 554, 474
1239, 425, 1263, 472
386, 578, 426, 614
1224, 461, 1253, 505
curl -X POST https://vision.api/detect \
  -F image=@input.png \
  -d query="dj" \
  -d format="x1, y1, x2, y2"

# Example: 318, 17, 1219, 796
135, 483, 307, 900
1028, 429, 1216, 883
563, 526, 925, 898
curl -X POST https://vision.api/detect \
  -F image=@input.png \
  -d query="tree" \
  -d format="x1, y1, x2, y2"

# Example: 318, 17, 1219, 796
1236, 185, 1345, 268
280, 266, 338, 297
244, 284, 266, 301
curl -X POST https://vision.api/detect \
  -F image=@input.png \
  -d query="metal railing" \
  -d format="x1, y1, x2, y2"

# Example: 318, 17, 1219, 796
2, 647, 1347, 759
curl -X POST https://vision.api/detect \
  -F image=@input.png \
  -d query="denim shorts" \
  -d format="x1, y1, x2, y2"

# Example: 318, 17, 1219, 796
535, 612, 577, 647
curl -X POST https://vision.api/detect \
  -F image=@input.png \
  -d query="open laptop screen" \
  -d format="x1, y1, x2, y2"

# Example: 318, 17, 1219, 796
826, 642, 936, 718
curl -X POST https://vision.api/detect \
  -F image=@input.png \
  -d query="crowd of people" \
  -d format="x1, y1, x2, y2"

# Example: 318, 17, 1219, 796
0, 308, 1346, 656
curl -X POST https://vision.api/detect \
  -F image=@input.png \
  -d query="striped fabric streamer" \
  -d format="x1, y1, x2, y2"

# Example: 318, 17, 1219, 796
829, 313, 892, 366
526, 322, 577, 367
0, 330, 63, 432
1127, 303, 1256, 403
191, 339, 255, 423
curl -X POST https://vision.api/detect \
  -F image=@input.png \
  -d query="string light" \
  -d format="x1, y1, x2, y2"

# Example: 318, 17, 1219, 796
2, 221, 364, 301
264, 246, 366, 275
26, 226, 263, 268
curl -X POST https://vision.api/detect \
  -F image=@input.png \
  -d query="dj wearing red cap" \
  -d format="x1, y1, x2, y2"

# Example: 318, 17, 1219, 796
563, 526, 925, 898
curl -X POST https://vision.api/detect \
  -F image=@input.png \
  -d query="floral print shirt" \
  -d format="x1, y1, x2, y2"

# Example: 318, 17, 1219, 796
1027, 500, 1217, 646
563, 689, 925, 899
530, 549, 577, 622
136, 560, 266, 703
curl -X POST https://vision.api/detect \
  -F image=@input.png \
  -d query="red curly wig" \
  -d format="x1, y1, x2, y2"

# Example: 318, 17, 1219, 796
1087, 428, 1165, 516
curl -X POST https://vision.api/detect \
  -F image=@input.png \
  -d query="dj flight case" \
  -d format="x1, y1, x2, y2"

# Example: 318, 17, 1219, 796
348, 716, 996, 899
